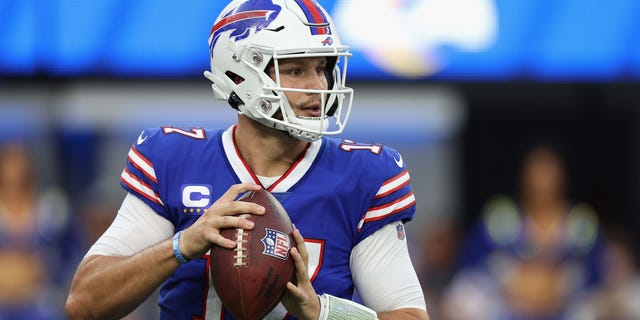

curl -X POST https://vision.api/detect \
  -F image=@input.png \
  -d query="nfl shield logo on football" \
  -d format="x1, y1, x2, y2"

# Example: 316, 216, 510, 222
261, 228, 291, 260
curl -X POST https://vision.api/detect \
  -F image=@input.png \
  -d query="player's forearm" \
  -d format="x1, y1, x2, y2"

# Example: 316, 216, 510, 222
378, 308, 430, 320
66, 238, 178, 320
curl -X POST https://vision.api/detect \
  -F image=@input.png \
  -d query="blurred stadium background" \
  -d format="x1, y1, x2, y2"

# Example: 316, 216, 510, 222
1, 0, 639, 319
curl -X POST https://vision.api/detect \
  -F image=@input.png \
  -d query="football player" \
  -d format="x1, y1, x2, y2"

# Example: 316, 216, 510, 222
65, 0, 429, 319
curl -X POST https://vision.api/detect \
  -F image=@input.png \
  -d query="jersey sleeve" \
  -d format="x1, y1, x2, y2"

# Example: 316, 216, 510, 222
119, 128, 168, 218
86, 193, 175, 257
351, 222, 427, 312
356, 146, 416, 243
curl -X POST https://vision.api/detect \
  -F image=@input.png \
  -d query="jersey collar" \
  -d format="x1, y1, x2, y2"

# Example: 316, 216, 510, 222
221, 125, 323, 192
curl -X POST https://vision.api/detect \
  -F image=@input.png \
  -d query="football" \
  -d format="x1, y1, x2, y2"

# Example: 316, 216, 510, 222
210, 188, 295, 319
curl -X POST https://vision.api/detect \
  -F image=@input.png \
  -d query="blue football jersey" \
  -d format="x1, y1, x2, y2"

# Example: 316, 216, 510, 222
120, 125, 416, 319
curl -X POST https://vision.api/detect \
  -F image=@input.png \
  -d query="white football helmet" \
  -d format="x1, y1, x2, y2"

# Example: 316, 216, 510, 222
204, 0, 353, 142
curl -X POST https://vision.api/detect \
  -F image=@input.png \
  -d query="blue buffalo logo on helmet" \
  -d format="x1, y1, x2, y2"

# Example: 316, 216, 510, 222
209, 0, 282, 51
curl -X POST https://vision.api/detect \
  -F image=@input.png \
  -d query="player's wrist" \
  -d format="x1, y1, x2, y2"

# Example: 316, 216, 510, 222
173, 231, 192, 264
310, 294, 322, 320
317, 294, 378, 320
317, 294, 328, 320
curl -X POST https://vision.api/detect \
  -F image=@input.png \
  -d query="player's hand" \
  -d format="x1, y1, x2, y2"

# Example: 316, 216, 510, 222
281, 225, 320, 320
178, 182, 265, 259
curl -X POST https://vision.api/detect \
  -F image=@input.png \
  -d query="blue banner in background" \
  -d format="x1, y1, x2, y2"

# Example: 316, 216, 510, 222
0, 0, 638, 80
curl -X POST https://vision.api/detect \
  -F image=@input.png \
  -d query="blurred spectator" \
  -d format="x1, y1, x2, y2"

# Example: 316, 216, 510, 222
441, 141, 606, 320
567, 225, 640, 320
0, 141, 81, 319
414, 217, 461, 320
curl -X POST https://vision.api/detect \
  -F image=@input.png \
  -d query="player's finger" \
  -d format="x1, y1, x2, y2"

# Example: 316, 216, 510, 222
206, 200, 265, 217
207, 232, 237, 249
292, 225, 309, 267
217, 182, 262, 203
221, 200, 265, 216
211, 214, 255, 230
290, 247, 310, 283
285, 281, 306, 301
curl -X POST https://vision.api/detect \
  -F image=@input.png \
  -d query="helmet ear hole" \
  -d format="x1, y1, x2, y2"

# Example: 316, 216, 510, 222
225, 71, 245, 84
228, 92, 244, 110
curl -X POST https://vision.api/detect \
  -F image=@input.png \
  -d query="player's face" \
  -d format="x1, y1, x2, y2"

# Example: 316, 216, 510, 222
268, 57, 328, 118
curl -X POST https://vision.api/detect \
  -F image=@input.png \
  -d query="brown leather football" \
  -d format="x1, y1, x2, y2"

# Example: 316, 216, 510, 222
210, 188, 295, 319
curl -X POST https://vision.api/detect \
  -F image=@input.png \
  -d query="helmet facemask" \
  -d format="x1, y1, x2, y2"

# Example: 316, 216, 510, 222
256, 48, 353, 142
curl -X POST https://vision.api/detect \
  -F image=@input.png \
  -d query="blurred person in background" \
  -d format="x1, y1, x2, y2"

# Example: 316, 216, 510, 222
441, 140, 606, 320
567, 225, 640, 320
414, 217, 461, 320
0, 141, 81, 319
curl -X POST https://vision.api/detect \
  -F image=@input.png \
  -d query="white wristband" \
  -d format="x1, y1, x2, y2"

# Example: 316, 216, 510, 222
317, 294, 378, 320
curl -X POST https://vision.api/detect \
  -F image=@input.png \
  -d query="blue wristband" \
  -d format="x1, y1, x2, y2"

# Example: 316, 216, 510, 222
173, 231, 190, 264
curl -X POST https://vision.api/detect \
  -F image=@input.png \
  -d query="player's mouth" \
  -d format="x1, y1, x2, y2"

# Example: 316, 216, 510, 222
298, 104, 322, 118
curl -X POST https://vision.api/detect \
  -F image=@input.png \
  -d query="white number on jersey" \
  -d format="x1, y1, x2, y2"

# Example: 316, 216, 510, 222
339, 140, 382, 155
162, 127, 206, 140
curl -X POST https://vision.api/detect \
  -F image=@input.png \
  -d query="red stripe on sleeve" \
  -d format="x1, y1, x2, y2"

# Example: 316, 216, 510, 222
129, 148, 158, 184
